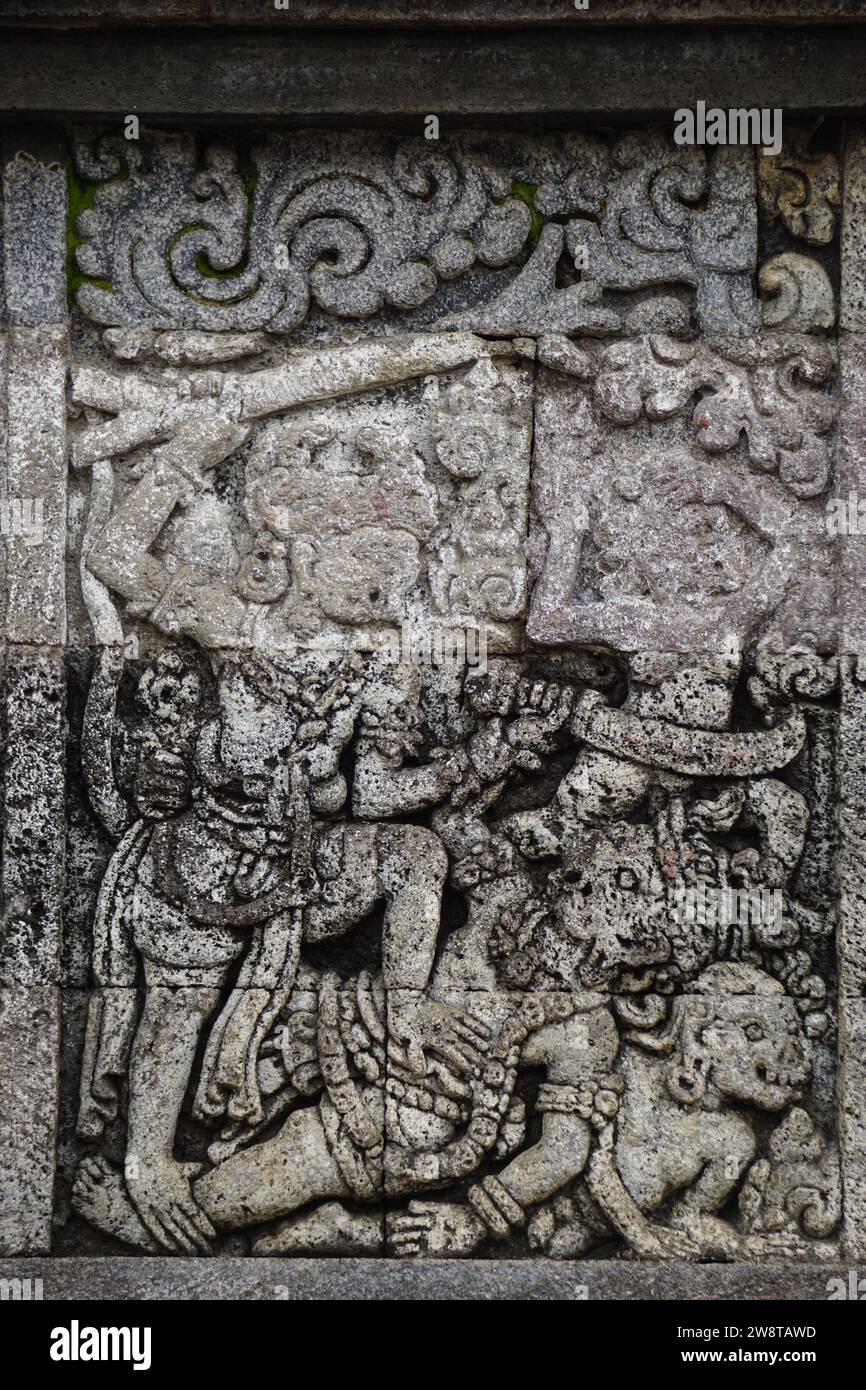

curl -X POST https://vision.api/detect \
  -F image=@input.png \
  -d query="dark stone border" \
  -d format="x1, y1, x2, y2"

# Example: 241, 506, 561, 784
3, 1257, 849, 1301
1, 25, 866, 123
0, 2, 863, 30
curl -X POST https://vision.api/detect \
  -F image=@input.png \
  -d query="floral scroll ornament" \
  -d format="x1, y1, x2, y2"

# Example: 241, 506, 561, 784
592, 334, 835, 499
758, 126, 841, 246
71, 129, 532, 332
72, 126, 764, 337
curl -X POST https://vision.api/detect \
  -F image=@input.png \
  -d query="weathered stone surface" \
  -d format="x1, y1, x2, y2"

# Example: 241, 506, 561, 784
837, 664, 866, 1261
1, 133, 66, 328
1, 1254, 851, 1302
5, 27, 866, 127
1, 17, 865, 1294
1, 2, 863, 26
529, 336, 837, 653
836, 339, 866, 652
52, 626, 839, 1260
0, 987, 60, 1255
758, 125, 841, 248
0, 648, 66, 987
841, 124, 866, 332
29, 115, 855, 1263
67, 333, 532, 650
4, 326, 67, 644
69, 129, 761, 337
838, 998, 866, 1261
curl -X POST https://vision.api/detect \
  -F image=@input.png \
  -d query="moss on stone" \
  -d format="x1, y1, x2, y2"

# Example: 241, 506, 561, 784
66, 162, 112, 308
511, 180, 545, 251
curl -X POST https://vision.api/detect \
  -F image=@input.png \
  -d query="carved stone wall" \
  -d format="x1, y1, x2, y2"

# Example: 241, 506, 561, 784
3, 5, 866, 1299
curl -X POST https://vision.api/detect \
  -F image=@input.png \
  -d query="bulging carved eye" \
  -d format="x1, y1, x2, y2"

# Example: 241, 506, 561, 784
744, 1022, 765, 1042
615, 867, 639, 891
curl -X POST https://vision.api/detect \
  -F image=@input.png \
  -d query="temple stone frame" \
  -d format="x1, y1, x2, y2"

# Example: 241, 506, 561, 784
3, 1, 866, 1300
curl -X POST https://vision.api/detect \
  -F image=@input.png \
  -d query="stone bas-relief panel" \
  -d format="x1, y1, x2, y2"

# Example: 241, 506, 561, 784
70, 126, 761, 338
67, 121, 843, 344
0, 116, 859, 1269
56, 636, 841, 1262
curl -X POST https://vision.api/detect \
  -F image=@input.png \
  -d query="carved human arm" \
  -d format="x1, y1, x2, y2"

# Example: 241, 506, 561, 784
391, 1013, 622, 1257
238, 333, 514, 421
85, 459, 186, 605
352, 744, 468, 819
491, 1110, 594, 1210
71, 332, 511, 459
83, 403, 250, 597
388, 1109, 596, 1259
580, 703, 806, 778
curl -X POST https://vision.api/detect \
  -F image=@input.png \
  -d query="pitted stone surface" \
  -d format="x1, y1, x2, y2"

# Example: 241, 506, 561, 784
56, 633, 840, 1261
0, 93, 863, 1287
70, 129, 762, 338
528, 335, 837, 653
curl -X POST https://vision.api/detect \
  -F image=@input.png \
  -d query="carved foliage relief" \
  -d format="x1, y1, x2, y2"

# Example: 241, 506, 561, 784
37, 122, 852, 1261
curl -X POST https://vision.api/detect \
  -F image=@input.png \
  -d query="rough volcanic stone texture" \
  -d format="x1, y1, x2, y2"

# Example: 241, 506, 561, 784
0, 648, 66, 987
1, 1255, 852, 1302
0, 89, 863, 1288
0, 987, 60, 1255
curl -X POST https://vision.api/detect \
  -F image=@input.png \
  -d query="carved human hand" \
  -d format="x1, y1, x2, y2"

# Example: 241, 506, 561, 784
69, 364, 250, 484
508, 681, 576, 754
388, 994, 490, 1082
669, 1213, 745, 1262
629, 1225, 702, 1261
515, 678, 575, 727
390, 1200, 487, 1257
295, 678, 359, 781
124, 1154, 216, 1254
428, 745, 469, 789
738, 1230, 821, 1259
428, 745, 484, 810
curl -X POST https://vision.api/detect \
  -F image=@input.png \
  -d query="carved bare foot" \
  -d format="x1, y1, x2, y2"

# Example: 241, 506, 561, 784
71, 1156, 159, 1252
252, 1202, 382, 1256
670, 1214, 744, 1261
125, 1154, 216, 1254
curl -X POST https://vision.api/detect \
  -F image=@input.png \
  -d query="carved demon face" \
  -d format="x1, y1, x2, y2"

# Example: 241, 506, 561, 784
686, 991, 811, 1112
552, 824, 671, 991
